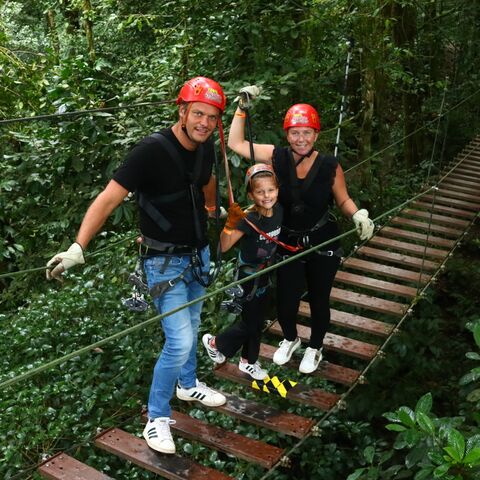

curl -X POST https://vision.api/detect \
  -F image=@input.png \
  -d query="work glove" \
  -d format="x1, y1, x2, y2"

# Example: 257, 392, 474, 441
235, 85, 261, 111
46, 242, 85, 281
224, 203, 246, 230
352, 209, 375, 241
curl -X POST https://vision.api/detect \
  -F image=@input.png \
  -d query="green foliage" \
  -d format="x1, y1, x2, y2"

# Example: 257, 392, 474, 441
348, 319, 480, 480
1, 0, 480, 478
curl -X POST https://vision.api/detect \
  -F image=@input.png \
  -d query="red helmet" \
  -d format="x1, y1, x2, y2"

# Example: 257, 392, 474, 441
176, 76, 226, 113
283, 103, 321, 131
245, 163, 275, 186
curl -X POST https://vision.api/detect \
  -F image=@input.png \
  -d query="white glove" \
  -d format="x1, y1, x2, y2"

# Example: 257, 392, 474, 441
352, 209, 375, 241
235, 85, 261, 110
46, 242, 85, 281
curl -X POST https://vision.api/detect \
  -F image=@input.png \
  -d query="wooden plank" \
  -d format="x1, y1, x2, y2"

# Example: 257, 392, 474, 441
460, 167, 480, 174
438, 188, 480, 201
268, 322, 379, 360
330, 287, 408, 316
459, 160, 480, 169
38, 453, 114, 480
450, 169, 480, 180
170, 411, 285, 468
378, 225, 455, 248
448, 171, 480, 182
214, 362, 341, 410
441, 176, 479, 189
257, 343, 361, 385
401, 208, 470, 228
411, 201, 476, 219
95, 428, 232, 480
455, 157, 480, 166
421, 194, 480, 211
368, 235, 449, 260
459, 157, 480, 166
440, 182, 480, 196
462, 156, 480, 163
335, 270, 417, 298
357, 246, 439, 271
342, 256, 431, 284
213, 392, 315, 438
391, 217, 463, 237
298, 301, 394, 336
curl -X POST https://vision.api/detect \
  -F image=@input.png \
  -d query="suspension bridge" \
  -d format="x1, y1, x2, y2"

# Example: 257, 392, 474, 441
35, 136, 480, 480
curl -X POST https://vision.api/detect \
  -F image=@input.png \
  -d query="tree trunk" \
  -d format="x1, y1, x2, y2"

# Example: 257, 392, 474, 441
83, 0, 95, 62
389, 1, 422, 167
45, 9, 60, 59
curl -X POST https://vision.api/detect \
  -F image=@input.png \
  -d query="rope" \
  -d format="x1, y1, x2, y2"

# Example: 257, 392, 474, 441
0, 99, 175, 126
416, 77, 449, 292
0, 233, 138, 280
258, 207, 478, 480
334, 38, 354, 158
0, 185, 437, 392
344, 85, 480, 174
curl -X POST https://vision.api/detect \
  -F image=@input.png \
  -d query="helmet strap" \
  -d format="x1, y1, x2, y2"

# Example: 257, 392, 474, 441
290, 147, 314, 166
181, 103, 194, 142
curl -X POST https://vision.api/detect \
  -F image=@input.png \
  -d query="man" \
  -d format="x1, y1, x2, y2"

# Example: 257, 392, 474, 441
46, 77, 227, 454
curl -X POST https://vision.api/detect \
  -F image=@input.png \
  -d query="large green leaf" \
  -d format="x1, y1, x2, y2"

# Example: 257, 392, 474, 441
415, 393, 433, 415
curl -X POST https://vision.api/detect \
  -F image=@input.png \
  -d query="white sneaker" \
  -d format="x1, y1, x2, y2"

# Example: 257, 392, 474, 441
299, 347, 323, 374
143, 417, 176, 454
273, 337, 301, 365
238, 360, 268, 380
202, 333, 226, 364
176, 379, 226, 407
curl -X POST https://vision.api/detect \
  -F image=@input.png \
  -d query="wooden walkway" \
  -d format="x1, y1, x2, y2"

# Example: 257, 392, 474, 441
38, 137, 480, 479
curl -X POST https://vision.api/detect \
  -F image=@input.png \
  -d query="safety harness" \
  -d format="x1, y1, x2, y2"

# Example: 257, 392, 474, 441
123, 131, 221, 310
221, 253, 275, 315
279, 149, 343, 257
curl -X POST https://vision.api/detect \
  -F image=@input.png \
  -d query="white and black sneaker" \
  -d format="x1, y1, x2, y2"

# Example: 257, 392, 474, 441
142, 417, 176, 454
176, 379, 226, 407
238, 360, 268, 380
202, 333, 226, 364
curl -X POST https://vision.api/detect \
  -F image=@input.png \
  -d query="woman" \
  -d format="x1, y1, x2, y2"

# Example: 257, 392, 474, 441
227, 88, 374, 374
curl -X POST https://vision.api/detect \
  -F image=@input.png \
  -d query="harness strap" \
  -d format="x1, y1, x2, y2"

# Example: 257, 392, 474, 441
244, 217, 302, 253
283, 209, 332, 237
141, 236, 194, 255
138, 132, 205, 240
149, 264, 191, 300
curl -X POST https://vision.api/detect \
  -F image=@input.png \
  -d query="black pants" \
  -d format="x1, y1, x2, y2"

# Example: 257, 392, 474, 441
276, 251, 340, 349
215, 277, 268, 364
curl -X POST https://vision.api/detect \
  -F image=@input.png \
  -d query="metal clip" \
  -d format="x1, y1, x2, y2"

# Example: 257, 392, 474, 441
122, 293, 149, 312
278, 456, 292, 468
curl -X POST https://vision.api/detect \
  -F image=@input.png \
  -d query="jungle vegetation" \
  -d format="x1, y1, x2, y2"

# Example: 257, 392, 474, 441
1, 0, 479, 478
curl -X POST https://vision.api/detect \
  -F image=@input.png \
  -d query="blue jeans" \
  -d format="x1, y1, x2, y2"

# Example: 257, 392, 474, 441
143, 246, 210, 418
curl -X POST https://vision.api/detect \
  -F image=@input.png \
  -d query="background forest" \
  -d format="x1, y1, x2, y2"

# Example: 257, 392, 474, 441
1, 0, 480, 479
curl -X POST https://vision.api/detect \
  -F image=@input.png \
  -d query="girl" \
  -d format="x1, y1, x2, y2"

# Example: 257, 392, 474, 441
202, 163, 282, 380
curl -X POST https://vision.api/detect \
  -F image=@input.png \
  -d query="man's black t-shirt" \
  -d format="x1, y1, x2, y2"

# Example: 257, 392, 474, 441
113, 128, 214, 246
236, 204, 283, 265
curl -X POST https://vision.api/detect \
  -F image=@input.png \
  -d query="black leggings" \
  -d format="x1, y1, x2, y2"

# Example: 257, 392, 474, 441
215, 278, 268, 364
276, 251, 340, 349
